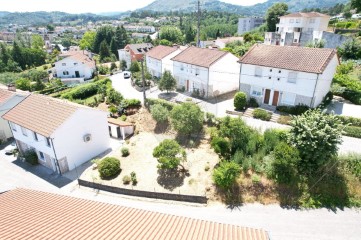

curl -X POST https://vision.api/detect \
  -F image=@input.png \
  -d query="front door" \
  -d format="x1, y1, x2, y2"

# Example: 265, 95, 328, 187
108, 126, 112, 137
116, 127, 121, 139
264, 89, 271, 104
75, 71, 80, 78
186, 80, 189, 91
272, 91, 280, 106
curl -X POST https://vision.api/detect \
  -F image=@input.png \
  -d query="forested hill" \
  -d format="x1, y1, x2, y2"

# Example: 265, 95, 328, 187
141, 0, 349, 15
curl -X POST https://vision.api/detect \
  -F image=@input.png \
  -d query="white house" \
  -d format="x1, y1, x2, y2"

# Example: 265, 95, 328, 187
239, 44, 339, 108
3, 94, 110, 174
53, 51, 96, 84
108, 118, 134, 140
0, 89, 27, 142
171, 47, 240, 98
118, 43, 153, 70
145, 45, 183, 78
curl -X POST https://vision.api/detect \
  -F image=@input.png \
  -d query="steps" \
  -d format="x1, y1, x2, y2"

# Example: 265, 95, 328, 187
243, 108, 255, 118
270, 112, 281, 123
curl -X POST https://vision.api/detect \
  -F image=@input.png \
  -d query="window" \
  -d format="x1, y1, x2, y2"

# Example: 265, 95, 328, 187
63, 71, 69, 75
74, 63, 78, 66
21, 127, 27, 136
281, 92, 296, 105
279, 70, 282, 73
293, 39, 298, 43
10, 122, 17, 131
251, 86, 262, 97
62, 63, 66, 66
46, 138, 51, 147
268, 76, 271, 80
289, 19, 294, 23
39, 151, 45, 160
180, 64, 184, 71
296, 19, 300, 23
195, 68, 200, 76
255, 67, 262, 77
33, 132, 38, 141
269, 69, 273, 72
288, 72, 297, 84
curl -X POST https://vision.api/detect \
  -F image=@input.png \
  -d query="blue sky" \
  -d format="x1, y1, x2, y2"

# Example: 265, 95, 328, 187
1, 0, 267, 13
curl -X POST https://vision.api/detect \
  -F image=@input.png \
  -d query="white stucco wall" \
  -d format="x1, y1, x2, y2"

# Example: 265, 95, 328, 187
0, 94, 26, 140
146, 56, 162, 78
162, 49, 182, 75
118, 49, 131, 70
52, 108, 110, 171
173, 61, 209, 94
54, 57, 94, 79
277, 16, 330, 33
209, 53, 240, 97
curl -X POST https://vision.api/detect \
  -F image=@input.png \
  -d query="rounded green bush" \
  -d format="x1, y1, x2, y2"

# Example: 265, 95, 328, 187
234, 92, 247, 111
121, 147, 129, 157
98, 157, 121, 179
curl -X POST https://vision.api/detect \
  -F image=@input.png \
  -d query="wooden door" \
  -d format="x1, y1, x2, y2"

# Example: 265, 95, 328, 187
272, 91, 280, 106
186, 80, 189, 91
108, 126, 112, 137
264, 89, 271, 104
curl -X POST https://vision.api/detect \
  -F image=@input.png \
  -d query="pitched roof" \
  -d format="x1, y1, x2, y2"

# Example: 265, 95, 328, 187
171, 46, 228, 68
2, 94, 83, 137
281, 12, 330, 18
61, 52, 96, 69
0, 89, 16, 105
146, 45, 178, 60
0, 188, 269, 240
126, 43, 153, 54
108, 118, 134, 127
239, 44, 337, 74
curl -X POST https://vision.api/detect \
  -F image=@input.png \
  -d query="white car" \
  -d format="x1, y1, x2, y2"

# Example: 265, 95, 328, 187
123, 72, 131, 79
4, 141, 17, 155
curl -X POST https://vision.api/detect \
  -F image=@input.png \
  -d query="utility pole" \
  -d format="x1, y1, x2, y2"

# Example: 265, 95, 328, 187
197, 0, 201, 47
141, 59, 146, 106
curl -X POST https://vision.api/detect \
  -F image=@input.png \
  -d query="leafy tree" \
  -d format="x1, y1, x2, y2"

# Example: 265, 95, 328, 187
107, 88, 123, 105
153, 139, 186, 170
158, 70, 176, 93
129, 61, 140, 73
79, 31, 96, 51
266, 3, 289, 32
159, 26, 183, 43
99, 40, 111, 62
305, 39, 325, 48
185, 25, 196, 43
234, 92, 247, 111
46, 24, 54, 31
144, 35, 152, 43
213, 161, 241, 190
170, 102, 203, 136
15, 78, 31, 91
150, 104, 169, 122
31, 35, 44, 50
289, 109, 344, 173
159, 39, 172, 46
351, 0, 361, 12
62, 38, 72, 48
337, 39, 361, 60
93, 26, 114, 53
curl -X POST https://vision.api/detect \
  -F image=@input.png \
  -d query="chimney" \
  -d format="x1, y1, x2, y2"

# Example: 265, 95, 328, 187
7, 83, 16, 92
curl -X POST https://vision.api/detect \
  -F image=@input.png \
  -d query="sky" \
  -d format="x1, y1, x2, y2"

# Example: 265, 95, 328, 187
1, 0, 267, 14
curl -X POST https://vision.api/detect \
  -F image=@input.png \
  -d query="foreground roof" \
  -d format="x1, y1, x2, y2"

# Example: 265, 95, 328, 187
146, 45, 178, 60
3, 94, 84, 137
239, 44, 337, 74
0, 188, 269, 240
171, 46, 228, 68
0, 89, 16, 105
281, 12, 330, 18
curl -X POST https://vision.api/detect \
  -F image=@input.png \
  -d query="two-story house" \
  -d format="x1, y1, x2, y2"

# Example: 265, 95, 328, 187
53, 51, 96, 84
145, 45, 184, 78
171, 47, 240, 98
239, 44, 338, 108
118, 43, 153, 70
3, 94, 110, 174
0, 89, 27, 142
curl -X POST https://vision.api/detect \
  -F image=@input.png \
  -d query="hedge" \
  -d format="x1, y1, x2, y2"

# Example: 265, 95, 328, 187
276, 104, 310, 115
253, 108, 272, 121
337, 115, 361, 127
145, 98, 175, 110
343, 126, 361, 138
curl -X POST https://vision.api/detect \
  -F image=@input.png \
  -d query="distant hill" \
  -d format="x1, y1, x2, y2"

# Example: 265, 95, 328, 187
141, 0, 349, 15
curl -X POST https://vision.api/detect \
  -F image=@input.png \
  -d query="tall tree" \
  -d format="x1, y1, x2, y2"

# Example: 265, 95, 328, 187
12, 42, 24, 70
185, 25, 196, 43
79, 31, 96, 51
351, 0, 361, 12
158, 70, 176, 93
31, 35, 44, 50
99, 40, 111, 62
266, 3, 289, 32
109, 37, 118, 56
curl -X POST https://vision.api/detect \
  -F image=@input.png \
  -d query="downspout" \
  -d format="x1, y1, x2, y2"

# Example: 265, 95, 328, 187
311, 73, 320, 108
50, 138, 62, 176
239, 63, 243, 91
207, 67, 210, 98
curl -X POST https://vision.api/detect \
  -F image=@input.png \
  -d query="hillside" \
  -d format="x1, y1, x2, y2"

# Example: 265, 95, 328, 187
141, 0, 349, 15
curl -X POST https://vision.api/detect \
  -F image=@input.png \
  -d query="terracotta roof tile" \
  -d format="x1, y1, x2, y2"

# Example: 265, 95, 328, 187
171, 46, 228, 68
108, 118, 134, 127
239, 44, 337, 74
2, 94, 83, 137
281, 12, 330, 18
0, 188, 269, 240
66, 52, 96, 69
146, 45, 178, 60
0, 89, 16, 105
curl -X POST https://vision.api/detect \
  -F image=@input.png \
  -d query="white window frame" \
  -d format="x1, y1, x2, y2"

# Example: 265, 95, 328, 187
38, 151, 45, 161
10, 122, 17, 131
33, 132, 38, 141
288, 72, 297, 84
46, 138, 51, 148
62, 63, 66, 66
21, 127, 27, 136
281, 92, 296, 105
180, 64, 184, 71
251, 86, 262, 97
255, 67, 262, 77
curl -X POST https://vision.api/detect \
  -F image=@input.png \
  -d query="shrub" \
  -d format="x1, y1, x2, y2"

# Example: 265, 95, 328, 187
276, 104, 310, 115
253, 108, 272, 121
339, 153, 361, 179
332, 74, 361, 104
205, 112, 216, 126
343, 126, 361, 138
158, 70, 176, 93
263, 129, 286, 154
234, 92, 247, 111
170, 102, 203, 136
336, 61, 354, 74
107, 89, 123, 105
211, 136, 230, 159
23, 150, 38, 165
121, 99, 141, 108
130, 171, 137, 185
277, 115, 292, 125
98, 157, 121, 179
248, 97, 259, 108
153, 139, 186, 170
121, 147, 129, 157
337, 115, 361, 127
150, 104, 169, 122
145, 98, 175, 111
251, 174, 261, 184
212, 161, 241, 190
120, 115, 127, 121
61, 83, 98, 100
122, 175, 131, 184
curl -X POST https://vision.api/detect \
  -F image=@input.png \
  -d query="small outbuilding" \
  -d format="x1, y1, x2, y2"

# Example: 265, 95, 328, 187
108, 118, 134, 140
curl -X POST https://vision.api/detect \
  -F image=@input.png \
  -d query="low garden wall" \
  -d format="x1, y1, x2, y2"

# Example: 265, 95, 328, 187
78, 179, 208, 204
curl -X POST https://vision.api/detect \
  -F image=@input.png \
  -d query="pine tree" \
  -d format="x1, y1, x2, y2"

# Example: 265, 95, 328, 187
99, 40, 111, 62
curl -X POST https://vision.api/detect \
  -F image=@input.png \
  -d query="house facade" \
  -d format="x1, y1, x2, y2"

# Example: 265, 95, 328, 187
53, 51, 96, 84
146, 45, 183, 78
237, 17, 265, 35
0, 89, 27, 141
3, 94, 110, 173
239, 44, 339, 108
171, 47, 240, 98
118, 43, 153, 70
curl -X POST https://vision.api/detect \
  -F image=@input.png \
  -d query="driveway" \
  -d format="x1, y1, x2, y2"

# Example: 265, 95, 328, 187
110, 73, 145, 103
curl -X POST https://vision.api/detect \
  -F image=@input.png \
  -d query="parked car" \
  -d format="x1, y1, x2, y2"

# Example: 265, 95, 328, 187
4, 141, 17, 155
124, 71, 131, 79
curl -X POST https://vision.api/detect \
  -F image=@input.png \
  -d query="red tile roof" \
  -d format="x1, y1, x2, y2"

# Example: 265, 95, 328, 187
239, 44, 337, 74
2, 94, 83, 137
146, 45, 178, 60
0, 89, 16, 105
281, 12, 330, 18
0, 188, 269, 240
171, 46, 228, 68
108, 118, 134, 127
